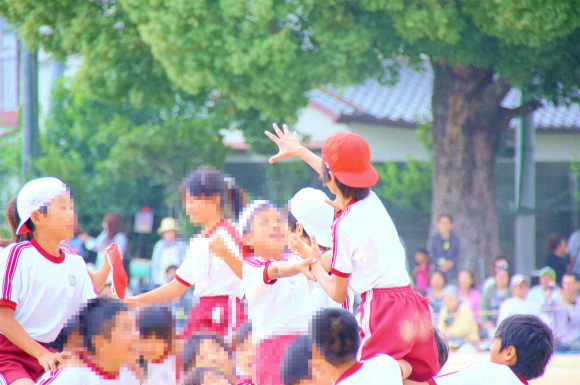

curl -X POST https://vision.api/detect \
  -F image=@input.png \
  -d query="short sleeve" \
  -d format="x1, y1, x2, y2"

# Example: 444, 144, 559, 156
369, 354, 403, 383
431, 362, 511, 385
0, 244, 23, 310
329, 221, 353, 278
175, 243, 195, 287
214, 227, 243, 259
242, 260, 270, 301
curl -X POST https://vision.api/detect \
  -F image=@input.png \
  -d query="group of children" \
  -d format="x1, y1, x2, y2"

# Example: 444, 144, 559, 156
0, 125, 555, 384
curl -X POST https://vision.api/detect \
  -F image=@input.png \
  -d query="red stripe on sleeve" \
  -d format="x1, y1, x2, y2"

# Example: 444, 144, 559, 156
263, 261, 277, 285
329, 267, 350, 278
174, 274, 192, 287
3, 243, 29, 300
0, 299, 16, 310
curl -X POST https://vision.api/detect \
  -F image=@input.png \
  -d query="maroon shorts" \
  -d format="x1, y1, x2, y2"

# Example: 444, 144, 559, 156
0, 334, 46, 384
254, 334, 301, 385
179, 296, 247, 343
356, 285, 440, 382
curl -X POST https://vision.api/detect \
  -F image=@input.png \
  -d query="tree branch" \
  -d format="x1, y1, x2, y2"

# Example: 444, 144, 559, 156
499, 99, 543, 120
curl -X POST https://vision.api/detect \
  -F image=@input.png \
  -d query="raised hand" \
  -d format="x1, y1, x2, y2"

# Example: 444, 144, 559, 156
296, 258, 318, 281
264, 123, 303, 164
291, 234, 322, 261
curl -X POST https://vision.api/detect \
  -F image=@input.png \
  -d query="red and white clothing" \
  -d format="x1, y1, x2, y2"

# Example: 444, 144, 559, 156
334, 354, 402, 385
144, 354, 177, 385
428, 362, 529, 385
242, 253, 313, 385
175, 219, 246, 339
36, 362, 141, 385
329, 192, 439, 381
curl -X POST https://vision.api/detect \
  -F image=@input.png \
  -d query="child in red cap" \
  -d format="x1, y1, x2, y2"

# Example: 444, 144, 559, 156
266, 125, 440, 381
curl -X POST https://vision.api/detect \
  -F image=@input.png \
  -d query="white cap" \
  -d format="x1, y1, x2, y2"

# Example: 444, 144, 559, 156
510, 274, 529, 289
290, 188, 334, 248
16, 177, 68, 235
238, 200, 273, 237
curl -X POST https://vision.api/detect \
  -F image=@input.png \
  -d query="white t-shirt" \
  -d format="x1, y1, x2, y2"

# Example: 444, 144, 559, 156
175, 219, 244, 298
242, 254, 313, 343
335, 354, 402, 385
497, 297, 541, 327
36, 364, 140, 385
330, 191, 410, 294
430, 362, 528, 385
526, 285, 551, 307
0, 240, 98, 343
308, 280, 355, 312
144, 355, 177, 385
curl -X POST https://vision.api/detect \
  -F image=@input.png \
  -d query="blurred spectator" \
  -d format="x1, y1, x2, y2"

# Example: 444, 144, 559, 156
544, 272, 580, 351
481, 269, 511, 338
438, 292, 480, 348
544, 234, 570, 285
151, 217, 186, 287
64, 217, 85, 258
428, 214, 460, 285
81, 212, 128, 270
412, 248, 430, 294
427, 271, 455, 326
528, 267, 557, 307
457, 270, 482, 323
482, 255, 509, 292
569, 228, 580, 274
496, 274, 541, 326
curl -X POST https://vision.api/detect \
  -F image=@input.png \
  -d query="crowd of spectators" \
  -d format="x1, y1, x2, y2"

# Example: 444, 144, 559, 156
415, 216, 580, 353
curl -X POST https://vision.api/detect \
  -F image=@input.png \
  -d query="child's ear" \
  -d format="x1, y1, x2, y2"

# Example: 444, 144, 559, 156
296, 223, 304, 237
502, 345, 518, 366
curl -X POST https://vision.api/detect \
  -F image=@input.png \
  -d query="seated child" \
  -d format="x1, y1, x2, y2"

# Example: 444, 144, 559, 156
403, 314, 553, 385
233, 322, 255, 385
181, 332, 234, 382
182, 367, 233, 385
137, 305, 177, 385
281, 335, 332, 385
310, 307, 407, 385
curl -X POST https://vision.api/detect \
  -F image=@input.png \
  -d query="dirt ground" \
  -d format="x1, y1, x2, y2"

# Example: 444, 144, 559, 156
441, 352, 580, 384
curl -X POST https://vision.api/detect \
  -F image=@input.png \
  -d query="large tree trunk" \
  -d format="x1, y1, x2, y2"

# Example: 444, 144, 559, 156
430, 60, 539, 278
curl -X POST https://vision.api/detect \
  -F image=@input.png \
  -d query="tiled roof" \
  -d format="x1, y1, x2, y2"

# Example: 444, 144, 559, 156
309, 61, 580, 132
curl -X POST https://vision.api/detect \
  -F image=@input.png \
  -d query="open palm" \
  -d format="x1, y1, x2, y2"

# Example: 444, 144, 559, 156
265, 123, 303, 164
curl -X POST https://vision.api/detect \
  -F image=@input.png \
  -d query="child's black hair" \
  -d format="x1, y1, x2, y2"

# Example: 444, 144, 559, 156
181, 332, 231, 374
281, 335, 313, 385
137, 306, 175, 351
5, 196, 48, 243
46, 314, 82, 353
321, 164, 370, 201
495, 314, 553, 380
78, 297, 128, 353
287, 210, 308, 238
433, 326, 450, 368
181, 168, 245, 220
182, 367, 233, 385
310, 308, 359, 366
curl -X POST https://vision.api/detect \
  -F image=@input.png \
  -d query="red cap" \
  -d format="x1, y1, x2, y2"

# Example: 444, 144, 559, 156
321, 132, 379, 188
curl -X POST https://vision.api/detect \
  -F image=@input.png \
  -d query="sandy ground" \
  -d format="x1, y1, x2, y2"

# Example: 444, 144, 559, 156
441, 352, 580, 384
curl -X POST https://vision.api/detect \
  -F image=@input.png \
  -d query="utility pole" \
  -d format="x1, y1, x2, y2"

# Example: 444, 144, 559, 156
19, 41, 39, 180
514, 91, 536, 277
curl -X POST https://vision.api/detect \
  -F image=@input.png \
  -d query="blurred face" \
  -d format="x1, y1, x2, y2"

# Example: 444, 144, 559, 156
184, 193, 221, 226
415, 251, 428, 264
430, 272, 445, 291
511, 281, 529, 300
458, 271, 473, 291
244, 207, 286, 259
162, 230, 177, 242
555, 240, 569, 256
95, 311, 139, 368
443, 293, 459, 311
236, 336, 254, 376
494, 259, 509, 274
562, 275, 580, 298
197, 339, 232, 378
436, 216, 452, 235
495, 270, 510, 290
32, 191, 75, 241
539, 273, 555, 288
202, 371, 231, 385
307, 358, 332, 385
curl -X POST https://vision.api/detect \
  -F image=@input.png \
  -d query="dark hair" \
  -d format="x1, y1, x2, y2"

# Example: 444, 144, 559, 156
182, 333, 231, 374
321, 164, 369, 201
287, 211, 307, 237
281, 335, 313, 385
78, 297, 129, 353
182, 367, 233, 385
430, 270, 447, 286
416, 248, 428, 256
562, 271, 580, 282
495, 315, 553, 380
137, 306, 175, 351
437, 214, 453, 223
46, 314, 82, 352
5, 196, 48, 243
181, 168, 246, 220
494, 254, 508, 263
546, 234, 564, 252
233, 322, 252, 346
433, 327, 449, 368
311, 308, 359, 366
103, 213, 125, 243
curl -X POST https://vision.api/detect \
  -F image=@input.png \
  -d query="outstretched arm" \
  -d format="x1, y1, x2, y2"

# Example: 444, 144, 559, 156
266, 259, 317, 281
265, 123, 323, 176
125, 278, 188, 306
88, 257, 111, 292
209, 235, 244, 280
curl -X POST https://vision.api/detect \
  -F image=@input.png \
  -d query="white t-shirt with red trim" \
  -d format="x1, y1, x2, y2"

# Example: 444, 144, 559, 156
308, 280, 355, 312
0, 240, 99, 343
175, 219, 244, 299
144, 354, 177, 385
334, 354, 402, 385
428, 362, 529, 385
36, 363, 140, 385
242, 254, 313, 343
329, 191, 410, 294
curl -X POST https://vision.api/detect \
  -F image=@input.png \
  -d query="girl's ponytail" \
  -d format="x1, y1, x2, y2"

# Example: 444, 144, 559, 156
5, 197, 34, 243
225, 181, 247, 221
